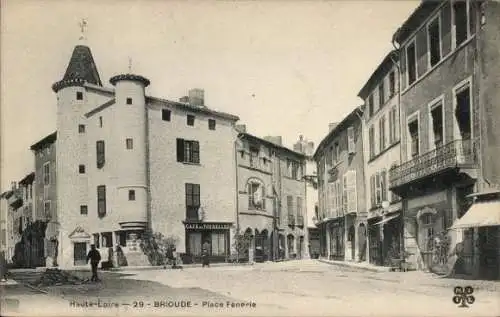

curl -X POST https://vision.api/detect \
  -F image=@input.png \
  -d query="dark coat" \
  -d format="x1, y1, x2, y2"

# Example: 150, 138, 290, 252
87, 249, 101, 263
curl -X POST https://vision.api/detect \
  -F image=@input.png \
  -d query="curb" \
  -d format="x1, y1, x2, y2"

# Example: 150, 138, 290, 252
317, 259, 392, 273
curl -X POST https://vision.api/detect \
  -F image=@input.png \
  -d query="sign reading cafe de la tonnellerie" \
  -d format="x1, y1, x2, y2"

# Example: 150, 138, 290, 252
184, 222, 232, 230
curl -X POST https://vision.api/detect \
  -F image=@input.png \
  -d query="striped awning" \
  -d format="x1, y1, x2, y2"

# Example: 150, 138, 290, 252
451, 201, 500, 229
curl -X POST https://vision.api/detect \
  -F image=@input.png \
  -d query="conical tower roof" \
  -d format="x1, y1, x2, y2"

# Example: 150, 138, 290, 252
52, 45, 102, 92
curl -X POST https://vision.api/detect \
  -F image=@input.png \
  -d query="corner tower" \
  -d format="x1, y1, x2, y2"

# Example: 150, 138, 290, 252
108, 73, 150, 237
52, 43, 103, 268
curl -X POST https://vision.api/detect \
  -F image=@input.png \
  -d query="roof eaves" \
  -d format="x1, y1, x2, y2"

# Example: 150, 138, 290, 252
357, 50, 399, 99
30, 132, 57, 151
239, 132, 306, 159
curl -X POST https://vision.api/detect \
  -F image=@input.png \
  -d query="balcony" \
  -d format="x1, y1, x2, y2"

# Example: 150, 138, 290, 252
297, 215, 304, 227
390, 139, 478, 191
288, 214, 295, 227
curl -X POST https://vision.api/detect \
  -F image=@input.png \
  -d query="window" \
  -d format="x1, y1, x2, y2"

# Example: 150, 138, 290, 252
208, 119, 216, 130
296, 197, 303, 218
44, 201, 51, 219
97, 185, 106, 217
378, 83, 385, 107
379, 116, 386, 152
126, 138, 133, 150
162, 109, 171, 121
128, 190, 136, 201
287, 195, 294, 217
368, 94, 374, 117
96, 140, 105, 168
389, 72, 395, 98
343, 171, 357, 214
79, 164, 86, 174
334, 142, 340, 164
185, 183, 200, 220
126, 98, 133, 105
389, 107, 398, 144
408, 118, 420, 158
453, 0, 468, 47
211, 232, 226, 256
76, 91, 83, 100
78, 124, 86, 133
454, 82, 472, 140
368, 125, 375, 159
375, 173, 382, 205
406, 41, 417, 85
290, 160, 300, 180
43, 162, 50, 185
176, 139, 200, 164
380, 169, 387, 202
80, 205, 88, 215
430, 101, 444, 148
428, 16, 441, 67
99, 116, 103, 128
248, 181, 265, 210
187, 114, 195, 126
347, 127, 355, 154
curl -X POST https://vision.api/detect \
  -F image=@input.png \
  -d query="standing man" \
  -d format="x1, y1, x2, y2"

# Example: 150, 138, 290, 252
86, 244, 101, 282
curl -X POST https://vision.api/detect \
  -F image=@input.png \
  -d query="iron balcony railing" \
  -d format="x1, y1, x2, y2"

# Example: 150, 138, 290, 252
389, 139, 477, 188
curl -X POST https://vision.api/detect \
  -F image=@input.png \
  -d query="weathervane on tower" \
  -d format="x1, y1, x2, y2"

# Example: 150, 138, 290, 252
79, 18, 88, 41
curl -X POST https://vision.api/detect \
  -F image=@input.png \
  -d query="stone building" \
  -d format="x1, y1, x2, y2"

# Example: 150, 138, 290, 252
293, 135, 319, 258
390, 0, 500, 278
30, 132, 58, 266
51, 40, 240, 268
358, 51, 403, 267
235, 126, 308, 262
314, 106, 366, 262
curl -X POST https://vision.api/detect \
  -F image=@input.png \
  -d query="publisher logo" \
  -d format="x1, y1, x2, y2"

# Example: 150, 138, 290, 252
453, 286, 475, 308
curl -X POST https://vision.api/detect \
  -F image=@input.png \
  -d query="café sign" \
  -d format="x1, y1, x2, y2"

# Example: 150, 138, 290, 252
184, 223, 232, 230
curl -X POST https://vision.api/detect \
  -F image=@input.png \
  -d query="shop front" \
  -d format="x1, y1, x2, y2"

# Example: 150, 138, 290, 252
185, 222, 232, 264
368, 217, 382, 266
328, 219, 345, 261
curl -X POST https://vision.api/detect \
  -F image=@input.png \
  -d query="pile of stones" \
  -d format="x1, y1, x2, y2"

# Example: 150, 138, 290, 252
32, 268, 88, 287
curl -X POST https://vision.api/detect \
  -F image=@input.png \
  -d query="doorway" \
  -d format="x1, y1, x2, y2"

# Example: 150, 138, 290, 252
73, 242, 87, 266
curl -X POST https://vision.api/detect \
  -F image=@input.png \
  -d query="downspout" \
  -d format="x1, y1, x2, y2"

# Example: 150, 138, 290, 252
391, 34, 405, 263
234, 134, 241, 262
354, 107, 366, 262
474, 2, 486, 192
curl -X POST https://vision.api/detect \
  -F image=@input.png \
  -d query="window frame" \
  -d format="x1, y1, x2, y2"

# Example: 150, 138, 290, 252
187, 114, 195, 126
452, 76, 473, 141
406, 38, 418, 86
126, 97, 133, 105
44, 200, 51, 218
427, 94, 446, 150
96, 140, 105, 169
378, 83, 385, 108
388, 71, 396, 98
128, 189, 136, 201
78, 164, 86, 174
126, 138, 133, 150
76, 91, 83, 101
43, 162, 50, 185
97, 185, 107, 217
208, 119, 216, 130
407, 111, 421, 159
379, 115, 386, 152
185, 183, 201, 220
426, 13, 443, 68
162, 109, 171, 121
80, 205, 88, 215
78, 124, 86, 133
452, 0, 471, 50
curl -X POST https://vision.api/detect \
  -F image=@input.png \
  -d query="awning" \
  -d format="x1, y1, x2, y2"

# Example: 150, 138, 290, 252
451, 201, 500, 229
373, 213, 400, 226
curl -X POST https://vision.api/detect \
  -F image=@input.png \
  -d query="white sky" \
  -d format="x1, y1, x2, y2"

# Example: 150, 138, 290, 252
0, 0, 418, 191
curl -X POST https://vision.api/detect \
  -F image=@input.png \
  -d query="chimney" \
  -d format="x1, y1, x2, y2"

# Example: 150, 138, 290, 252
264, 136, 282, 146
293, 142, 302, 153
329, 122, 339, 132
11, 181, 17, 191
179, 96, 189, 103
188, 88, 204, 107
307, 141, 315, 156
235, 124, 247, 133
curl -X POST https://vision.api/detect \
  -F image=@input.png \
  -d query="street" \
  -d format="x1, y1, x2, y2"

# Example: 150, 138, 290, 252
1, 260, 499, 316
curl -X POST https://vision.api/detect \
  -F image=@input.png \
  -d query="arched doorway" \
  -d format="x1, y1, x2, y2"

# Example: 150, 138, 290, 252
298, 236, 304, 259
254, 229, 269, 262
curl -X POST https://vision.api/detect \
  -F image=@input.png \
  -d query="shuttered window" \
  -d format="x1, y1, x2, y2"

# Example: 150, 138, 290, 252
97, 185, 106, 217
379, 116, 386, 152
375, 173, 381, 206
369, 125, 375, 159
176, 138, 200, 164
344, 171, 357, 214
381, 169, 387, 202
347, 126, 355, 154
186, 183, 200, 220
96, 140, 105, 169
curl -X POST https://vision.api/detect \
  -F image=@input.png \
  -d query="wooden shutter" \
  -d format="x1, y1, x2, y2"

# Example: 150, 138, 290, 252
375, 173, 381, 205
96, 141, 105, 169
416, 27, 428, 77
347, 171, 357, 214
262, 185, 266, 209
176, 138, 184, 162
97, 185, 106, 217
400, 45, 407, 91
347, 126, 355, 154
192, 141, 200, 163
381, 169, 387, 201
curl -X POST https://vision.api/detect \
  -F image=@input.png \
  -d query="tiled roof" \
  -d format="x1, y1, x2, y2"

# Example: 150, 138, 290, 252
19, 172, 35, 186
238, 132, 306, 159
30, 132, 57, 151
52, 45, 102, 92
